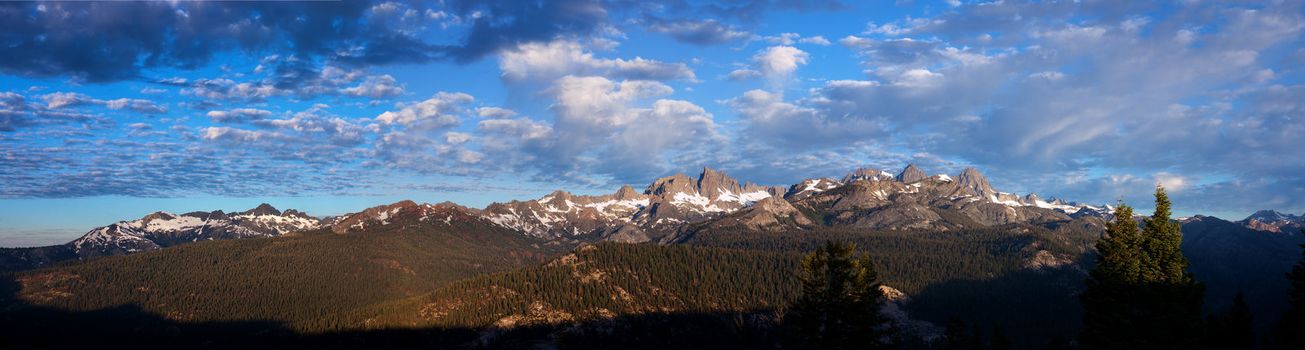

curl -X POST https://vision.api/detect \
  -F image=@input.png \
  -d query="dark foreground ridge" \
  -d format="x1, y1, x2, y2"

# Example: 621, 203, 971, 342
0, 274, 813, 350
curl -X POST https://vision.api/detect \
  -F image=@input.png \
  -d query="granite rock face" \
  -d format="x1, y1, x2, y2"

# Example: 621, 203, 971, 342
896, 164, 928, 183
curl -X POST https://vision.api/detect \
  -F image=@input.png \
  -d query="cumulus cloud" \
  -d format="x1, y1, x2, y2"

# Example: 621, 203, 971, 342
727, 46, 810, 84
375, 92, 472, 127
341, 75, 405, 99
367, 93, 483, 173
474, 75, 719, 183
498, 40, 696, 82
755, 46, 809, 78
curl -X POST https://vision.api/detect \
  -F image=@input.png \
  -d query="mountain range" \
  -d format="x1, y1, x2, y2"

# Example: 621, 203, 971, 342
4, 164, 1296, 271
1, 164, 1301, 348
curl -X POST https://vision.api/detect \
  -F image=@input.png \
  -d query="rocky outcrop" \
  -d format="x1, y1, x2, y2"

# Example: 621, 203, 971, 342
843, 168, 894, 183
954, 167, 997, 198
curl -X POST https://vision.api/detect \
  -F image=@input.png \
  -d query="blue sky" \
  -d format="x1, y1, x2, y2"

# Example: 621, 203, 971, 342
2, 0, 1304, 246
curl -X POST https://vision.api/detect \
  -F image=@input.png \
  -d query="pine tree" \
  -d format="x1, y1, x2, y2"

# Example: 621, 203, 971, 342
1140, 186, 1193, 283
1275, 233, 1305, 349
1080, 187, 1205, 349
789, 241, 892, 349
1137, 186, 1206, 349
1208, 292, 1254, 350
1079, 203, 1143, 349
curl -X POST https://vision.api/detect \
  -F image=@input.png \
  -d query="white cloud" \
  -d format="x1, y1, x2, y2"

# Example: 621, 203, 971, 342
473, 75, 720, 183
207, 108, 273, 123
1154, 172, 1191, 192
476, 106, 517, 118
765, 33, 832, 46
727, 69, 762, 81
755, 46, 809, 79
342, 75, 405, 99
201, 127, 283, 142
498, 40, 696, 82
40, 92, 166, 114
444, 131, 472, 145
375, 92, 472, 127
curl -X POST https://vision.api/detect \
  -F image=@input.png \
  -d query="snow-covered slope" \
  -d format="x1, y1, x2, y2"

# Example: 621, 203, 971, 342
480, 168, 783, 241
1239, 210, 1305, 234
69, 204, 323, 258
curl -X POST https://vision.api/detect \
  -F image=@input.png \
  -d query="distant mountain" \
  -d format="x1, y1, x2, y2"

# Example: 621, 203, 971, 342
3, 164, 1126, 270
480, 167, 784, 243
1238, 209, 1305, 234
1181, 215, 1305, 331
687, 165, 1108, 237
5, 163, 1292, 281
1, 204, 321, 270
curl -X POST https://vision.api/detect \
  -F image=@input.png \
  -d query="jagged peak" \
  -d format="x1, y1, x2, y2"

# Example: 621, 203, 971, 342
955, 167, 996, 197
541, 190, 573, 203
644, 173, 697, 196
896, 164, 927, 183
697, 167, 741, 198
844, 167, 893, 183
281, 209, 313, 219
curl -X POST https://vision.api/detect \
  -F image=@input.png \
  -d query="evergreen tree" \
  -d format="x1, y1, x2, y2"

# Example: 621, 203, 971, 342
1208, 292, 1254, 350
1275, 232, 1305, 349
1080, 203, 1143, 349
789, 241, 891, 349
1080, 187, 1205, 349
1140, 186, 1194, 283
1137, 186, 1206, 349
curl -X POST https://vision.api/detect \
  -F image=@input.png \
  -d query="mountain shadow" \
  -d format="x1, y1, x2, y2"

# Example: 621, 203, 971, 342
906, 260, 1089, 349
0, 274, 799, 349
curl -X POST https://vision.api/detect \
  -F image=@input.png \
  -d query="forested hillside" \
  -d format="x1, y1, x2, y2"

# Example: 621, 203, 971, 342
333, 243, 801, 330
3, 211, 1300, 348
321, 222, 1101, 347
2, 219, 569, 332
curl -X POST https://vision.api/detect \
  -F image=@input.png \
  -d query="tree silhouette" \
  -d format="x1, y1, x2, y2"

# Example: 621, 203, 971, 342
1208, 292, 1254, 349
789, 241, 892, 349
1275, 230, 1305, 349
1080, 187, 1204, 349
